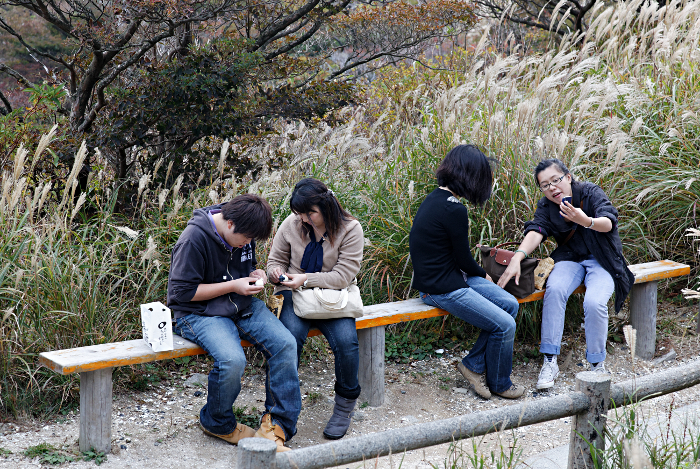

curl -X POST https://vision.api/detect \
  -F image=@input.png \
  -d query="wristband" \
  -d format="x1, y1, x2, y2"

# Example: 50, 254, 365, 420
586, 217, 595, 229
302, 278, 308, 288
515, 249, 528, 257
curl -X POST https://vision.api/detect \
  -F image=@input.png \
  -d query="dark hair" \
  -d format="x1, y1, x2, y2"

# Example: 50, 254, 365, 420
289, 178, 354, 245
533, 159, 576, 187
220, 194, 273, 240
435, 144, 493, 205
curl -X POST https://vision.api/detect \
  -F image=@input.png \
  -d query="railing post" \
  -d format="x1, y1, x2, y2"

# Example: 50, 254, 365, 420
568, 371, 611, 469
236, 438, 277, 469
358, 325, 385, 406
629, 281, 658, 360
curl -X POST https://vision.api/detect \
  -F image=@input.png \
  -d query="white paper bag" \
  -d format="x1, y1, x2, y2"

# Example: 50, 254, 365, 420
140, 301, 174, 352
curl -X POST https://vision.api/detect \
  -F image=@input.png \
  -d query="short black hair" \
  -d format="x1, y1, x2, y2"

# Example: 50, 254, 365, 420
533, 159, 575, 186
220, 194, 273, 240
290, 178, 354, 245
436, 144, 493, 205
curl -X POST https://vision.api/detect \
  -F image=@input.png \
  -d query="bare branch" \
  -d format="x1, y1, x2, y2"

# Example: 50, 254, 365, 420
254, 0, 324, 50
0, 62, 34, 88
0, 15, 72, 68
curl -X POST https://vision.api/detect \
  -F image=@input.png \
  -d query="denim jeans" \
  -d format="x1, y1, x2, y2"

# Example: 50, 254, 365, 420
420, 276, 520, 393
278, 290, 361, 399
541, 256, 614, 364
174, 297, 301, 439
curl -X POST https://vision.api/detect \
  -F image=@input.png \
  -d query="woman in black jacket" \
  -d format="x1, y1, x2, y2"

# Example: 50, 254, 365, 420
498, 159, 634, 391
410, 144, 524, 400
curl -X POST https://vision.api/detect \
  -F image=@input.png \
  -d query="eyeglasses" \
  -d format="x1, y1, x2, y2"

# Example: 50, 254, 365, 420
539, 175, 567, 192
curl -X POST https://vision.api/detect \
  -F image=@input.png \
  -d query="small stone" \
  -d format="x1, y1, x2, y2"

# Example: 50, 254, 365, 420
154, 442, 161, 446
193, 391, 203, 397
120, 445, 127, 450
452, 387, 468, 394
401, 390, 406, 394
125, 438, 131, 443
353, 411, 366, 422
184, 373, 208, 388
651, 349, 677, 366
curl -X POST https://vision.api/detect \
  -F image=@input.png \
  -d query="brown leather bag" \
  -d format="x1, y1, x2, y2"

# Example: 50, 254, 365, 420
478, 242, 539, 298
478, 229, 577, 298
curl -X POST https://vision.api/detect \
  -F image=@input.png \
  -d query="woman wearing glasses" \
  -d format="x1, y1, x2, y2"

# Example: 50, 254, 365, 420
498, 159, 634, 390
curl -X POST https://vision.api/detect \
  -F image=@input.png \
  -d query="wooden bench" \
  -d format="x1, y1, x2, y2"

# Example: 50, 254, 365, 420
38, 259, 689, 454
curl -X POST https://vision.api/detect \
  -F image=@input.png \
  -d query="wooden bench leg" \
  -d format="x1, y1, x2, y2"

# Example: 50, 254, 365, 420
79, 368, 113, 454
358, 326, 385, 406
629, 281, 657, 360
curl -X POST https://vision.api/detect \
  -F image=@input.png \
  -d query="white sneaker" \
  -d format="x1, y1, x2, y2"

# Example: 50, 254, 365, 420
590, 361, 609, 374
536, 356, 559, 390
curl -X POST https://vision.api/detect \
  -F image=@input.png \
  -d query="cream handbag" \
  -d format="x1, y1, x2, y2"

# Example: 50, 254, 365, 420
292, 280, 363, 319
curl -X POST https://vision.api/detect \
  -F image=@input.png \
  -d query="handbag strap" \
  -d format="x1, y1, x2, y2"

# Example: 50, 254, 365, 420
313, 287, 349, 310
561, 226, 577, 246
493, 242, 521, 250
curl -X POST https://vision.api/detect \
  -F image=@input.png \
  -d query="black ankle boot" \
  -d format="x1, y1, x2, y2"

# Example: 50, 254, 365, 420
322, 394, 356, 440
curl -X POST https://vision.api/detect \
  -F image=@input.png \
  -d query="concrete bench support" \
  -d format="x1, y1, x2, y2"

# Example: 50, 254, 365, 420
79, 368, 113, 453
358, 325, 385, 407
629, 281, 658, 360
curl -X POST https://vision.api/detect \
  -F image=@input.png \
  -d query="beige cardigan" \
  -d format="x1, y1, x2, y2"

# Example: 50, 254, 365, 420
266, 214, 364, 293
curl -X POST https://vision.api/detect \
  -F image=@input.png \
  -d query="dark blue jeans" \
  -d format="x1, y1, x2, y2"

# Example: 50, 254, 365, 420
420, 276, 519, 393
174, 297, 301, 439
278, 290, 361, 399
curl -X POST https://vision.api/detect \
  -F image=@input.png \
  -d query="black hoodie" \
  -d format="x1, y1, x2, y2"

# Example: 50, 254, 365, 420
167, 204, 257, 319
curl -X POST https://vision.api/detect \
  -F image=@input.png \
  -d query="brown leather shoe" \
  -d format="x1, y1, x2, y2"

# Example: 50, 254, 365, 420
457, 362, 491, 399
200, 422, 256, 445
493, 383, 525, 399
255, 414, 291, 452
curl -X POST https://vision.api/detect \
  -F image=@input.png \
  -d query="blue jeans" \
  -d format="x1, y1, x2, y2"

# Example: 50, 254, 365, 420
174, 297, 301, 439
278, 290, 361, 399
541, 256, 614, 364
420, 276, 519, 393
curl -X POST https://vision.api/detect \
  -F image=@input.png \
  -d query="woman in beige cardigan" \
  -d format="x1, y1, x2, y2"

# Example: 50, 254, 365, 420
267, 178, 364, 440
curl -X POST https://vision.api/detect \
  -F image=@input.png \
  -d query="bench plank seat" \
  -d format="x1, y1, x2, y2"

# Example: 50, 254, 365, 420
37, 259, 690, 454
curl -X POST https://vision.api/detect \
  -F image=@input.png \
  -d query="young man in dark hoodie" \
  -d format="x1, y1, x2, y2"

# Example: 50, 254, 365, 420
167, 194, 300, 452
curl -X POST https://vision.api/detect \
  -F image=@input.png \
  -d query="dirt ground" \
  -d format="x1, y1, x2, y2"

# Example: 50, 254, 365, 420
2, 300, 700, 469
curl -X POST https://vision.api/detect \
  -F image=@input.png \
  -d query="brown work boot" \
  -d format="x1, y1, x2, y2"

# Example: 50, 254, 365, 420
200, 422, 256, 445
493, 383, 525, 399
255, 414, 291, 452
457, 362, 491, 399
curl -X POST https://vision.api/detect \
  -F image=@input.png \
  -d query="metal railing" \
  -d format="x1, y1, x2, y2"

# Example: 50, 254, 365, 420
237, 359, 700, 469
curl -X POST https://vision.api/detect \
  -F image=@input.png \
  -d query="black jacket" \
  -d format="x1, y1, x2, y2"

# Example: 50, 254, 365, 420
524, 181, 634, 313
410, 188, 486, 294
167, 204, 257, 319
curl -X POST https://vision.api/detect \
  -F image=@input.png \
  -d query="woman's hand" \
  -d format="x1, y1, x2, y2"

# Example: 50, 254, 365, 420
269, 267, 285, 283
497, 259, 521, 288
281, 273, 308, 289
560, 201, 591, 226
